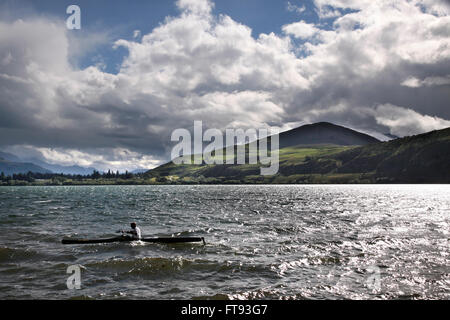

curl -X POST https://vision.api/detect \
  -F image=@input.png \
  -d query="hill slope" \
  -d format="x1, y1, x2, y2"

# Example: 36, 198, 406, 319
330, 127, 450, 182
145, 125, 450, 184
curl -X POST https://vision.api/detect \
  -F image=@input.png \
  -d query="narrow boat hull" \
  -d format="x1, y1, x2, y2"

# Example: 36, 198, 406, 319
61, 236, 205, 245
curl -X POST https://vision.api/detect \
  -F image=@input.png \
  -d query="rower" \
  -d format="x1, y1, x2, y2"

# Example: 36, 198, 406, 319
124, 222, 142, 240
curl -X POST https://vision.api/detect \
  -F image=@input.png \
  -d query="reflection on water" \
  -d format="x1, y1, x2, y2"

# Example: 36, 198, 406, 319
0, 185, 448, 299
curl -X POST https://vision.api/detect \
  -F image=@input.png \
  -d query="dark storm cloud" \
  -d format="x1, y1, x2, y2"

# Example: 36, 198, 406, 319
0, 0, 449, 169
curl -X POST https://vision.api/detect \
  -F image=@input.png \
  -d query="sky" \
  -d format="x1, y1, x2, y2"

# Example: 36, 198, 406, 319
0, 0, 450, 171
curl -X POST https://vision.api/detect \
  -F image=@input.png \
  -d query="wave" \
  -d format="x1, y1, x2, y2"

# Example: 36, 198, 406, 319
0, 247, 42, 262
194, 287, 306, 300
85, 256, 272, 277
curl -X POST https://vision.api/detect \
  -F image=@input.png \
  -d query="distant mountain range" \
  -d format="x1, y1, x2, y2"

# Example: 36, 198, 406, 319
0, 151, 97, 176
145, 122, 450, 184
0, 157, 52, 176
23, 157, 98, 175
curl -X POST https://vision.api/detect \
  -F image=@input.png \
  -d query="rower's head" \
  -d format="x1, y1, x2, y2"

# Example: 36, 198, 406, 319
130, 222, 137, 229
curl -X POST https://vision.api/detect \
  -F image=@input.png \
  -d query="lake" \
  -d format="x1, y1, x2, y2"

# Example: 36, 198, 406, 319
0, 185, 448, 299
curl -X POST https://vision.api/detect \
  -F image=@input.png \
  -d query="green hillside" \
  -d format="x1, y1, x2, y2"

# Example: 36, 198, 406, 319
331, 127, 450, 182
144, 126, 450, 184
144, 144, 355, 183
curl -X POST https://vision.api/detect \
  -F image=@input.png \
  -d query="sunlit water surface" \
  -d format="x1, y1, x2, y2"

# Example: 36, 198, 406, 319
0, 185, 448, 299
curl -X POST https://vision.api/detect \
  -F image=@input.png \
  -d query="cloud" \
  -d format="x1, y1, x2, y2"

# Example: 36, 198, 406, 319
176, 0, 214, 16
282, 20, 319, 39
67, 29, 114, 68
0, 0, 450, 170
373, 104, 450, 137
401, 75, 450, 87
5, 145, 162, 171
286, 2, 306, 14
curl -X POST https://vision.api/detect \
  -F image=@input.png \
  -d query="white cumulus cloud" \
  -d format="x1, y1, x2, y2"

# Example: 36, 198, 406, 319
282, 21, 319, 39
1, 0, 450, 170
374, 104, 450, 137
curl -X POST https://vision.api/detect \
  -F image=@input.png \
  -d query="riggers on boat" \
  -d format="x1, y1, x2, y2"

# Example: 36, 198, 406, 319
62, 236, 206, 245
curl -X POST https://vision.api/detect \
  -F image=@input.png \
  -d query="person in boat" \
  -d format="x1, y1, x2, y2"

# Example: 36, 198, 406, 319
121, 222, 142, 240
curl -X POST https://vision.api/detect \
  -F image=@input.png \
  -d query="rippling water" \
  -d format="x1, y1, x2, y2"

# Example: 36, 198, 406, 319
0, 185, 448, 300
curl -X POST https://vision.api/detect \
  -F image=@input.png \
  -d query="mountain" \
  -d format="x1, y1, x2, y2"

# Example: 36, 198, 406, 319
144, 123, 450, 184
144, 122, 379, 181
0, 158, 52, 176
0, 151, 98, 175
24, 158, 97, 175
278, 122, 380, 148
0, 151, 22, 162
131, 168, 148, 174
